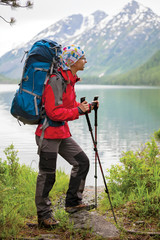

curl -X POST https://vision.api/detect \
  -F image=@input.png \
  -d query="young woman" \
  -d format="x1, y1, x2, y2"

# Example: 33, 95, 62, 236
35, 45, 98, 228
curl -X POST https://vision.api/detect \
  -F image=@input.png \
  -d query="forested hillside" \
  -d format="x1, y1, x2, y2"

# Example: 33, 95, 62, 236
98, 50, 160, 86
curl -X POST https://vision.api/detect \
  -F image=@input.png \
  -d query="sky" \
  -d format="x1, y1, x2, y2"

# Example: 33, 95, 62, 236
0, 0, 160, 57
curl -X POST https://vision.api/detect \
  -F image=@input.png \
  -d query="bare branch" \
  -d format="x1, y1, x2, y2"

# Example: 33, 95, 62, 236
0, 1, 33, 8
0, 15, 16, 25
0, 1, 33, 24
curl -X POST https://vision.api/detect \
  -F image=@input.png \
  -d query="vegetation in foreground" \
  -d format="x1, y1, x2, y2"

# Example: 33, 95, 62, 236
0, 131, 160, 239
99, 136, 160, 239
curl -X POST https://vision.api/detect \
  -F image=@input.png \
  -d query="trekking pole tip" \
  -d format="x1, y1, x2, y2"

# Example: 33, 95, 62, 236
80, 97, 86, 103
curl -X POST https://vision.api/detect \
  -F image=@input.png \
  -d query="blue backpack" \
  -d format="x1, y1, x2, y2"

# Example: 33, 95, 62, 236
10, 39, 62, 125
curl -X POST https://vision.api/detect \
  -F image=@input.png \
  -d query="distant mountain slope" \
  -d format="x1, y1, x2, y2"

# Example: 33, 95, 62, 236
0, 74, 17, 84
0, 10, 107, 80
103, 50, 160, 85
0, 0, 160, 82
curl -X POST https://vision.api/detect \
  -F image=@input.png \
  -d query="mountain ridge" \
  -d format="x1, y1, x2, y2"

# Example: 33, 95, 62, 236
0, 0, 160, 83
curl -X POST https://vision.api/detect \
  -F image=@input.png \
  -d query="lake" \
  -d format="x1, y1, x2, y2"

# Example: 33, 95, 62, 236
0, 84, 160, 186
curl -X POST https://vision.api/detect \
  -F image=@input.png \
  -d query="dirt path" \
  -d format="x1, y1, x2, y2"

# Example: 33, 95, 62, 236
20, 186, 159, 239
22, 186, 120, 240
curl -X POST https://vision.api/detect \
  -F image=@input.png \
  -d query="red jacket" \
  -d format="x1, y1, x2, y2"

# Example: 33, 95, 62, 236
35, 68, 81, 139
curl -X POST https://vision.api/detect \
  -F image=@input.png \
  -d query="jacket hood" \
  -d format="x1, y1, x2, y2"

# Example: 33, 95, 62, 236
58, 68, 80, 84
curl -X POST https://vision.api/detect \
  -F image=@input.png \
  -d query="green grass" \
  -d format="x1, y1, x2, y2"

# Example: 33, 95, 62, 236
1, 139, 160, 239
99, 137, 160, 231
0, 144, 70, 239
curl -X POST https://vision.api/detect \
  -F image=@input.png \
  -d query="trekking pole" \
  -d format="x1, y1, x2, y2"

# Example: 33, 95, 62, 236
93, 96, 99, 209
80, 97, 117, 224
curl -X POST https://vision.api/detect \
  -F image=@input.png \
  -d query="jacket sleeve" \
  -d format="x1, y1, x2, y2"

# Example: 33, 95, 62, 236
74, 100, 80, 108
43, 77, 79, 122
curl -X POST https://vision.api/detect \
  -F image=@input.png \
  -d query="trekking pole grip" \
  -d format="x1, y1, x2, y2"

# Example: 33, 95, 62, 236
80, 97, 86, 103
80, 97, 92, 132
93, 96, 98, 127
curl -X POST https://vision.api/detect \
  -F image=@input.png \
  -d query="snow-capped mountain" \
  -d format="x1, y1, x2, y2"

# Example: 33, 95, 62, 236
33, 10, 107, 43
0, 0, 160, 80
70, 0, 160, 77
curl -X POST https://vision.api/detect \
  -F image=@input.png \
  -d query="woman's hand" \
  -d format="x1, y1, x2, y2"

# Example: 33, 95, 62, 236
78, 101, 89, 113
91, 100, 99, 110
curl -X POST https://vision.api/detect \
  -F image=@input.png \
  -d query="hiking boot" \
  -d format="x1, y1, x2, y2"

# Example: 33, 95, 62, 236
65, 203, 96, 214
38, 216, 59, 229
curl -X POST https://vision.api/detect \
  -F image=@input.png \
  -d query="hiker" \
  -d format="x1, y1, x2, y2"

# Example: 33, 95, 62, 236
35, 45, 99, 228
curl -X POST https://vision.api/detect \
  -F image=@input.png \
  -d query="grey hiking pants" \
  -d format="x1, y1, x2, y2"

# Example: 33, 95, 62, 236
35, 136, 90, 220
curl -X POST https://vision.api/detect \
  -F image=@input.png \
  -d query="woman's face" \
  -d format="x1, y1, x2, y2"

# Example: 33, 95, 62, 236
73, 55, 87, 71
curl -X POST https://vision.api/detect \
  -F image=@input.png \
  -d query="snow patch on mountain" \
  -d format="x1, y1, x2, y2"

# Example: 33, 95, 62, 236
1, 1, 160, 79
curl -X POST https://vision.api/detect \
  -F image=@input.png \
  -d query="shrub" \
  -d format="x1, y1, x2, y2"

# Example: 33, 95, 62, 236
100, 138, 160, 218
154, 129, 160, 141
0, 144, 69, 238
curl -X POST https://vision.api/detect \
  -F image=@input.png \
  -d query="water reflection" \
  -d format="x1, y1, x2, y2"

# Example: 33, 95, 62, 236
0, 84, 160, 186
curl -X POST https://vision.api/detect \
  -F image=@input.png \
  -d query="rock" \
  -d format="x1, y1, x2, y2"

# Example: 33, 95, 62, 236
90, 212, 119, 238
135, 220, 145, 225
67, 186, 119, 238
39, 234, 60, 240
69, 210, 120, 239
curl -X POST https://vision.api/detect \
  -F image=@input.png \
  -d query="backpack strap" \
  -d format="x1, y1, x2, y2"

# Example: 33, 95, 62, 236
37, 116, 49, 155
37, 71, 66, 154
37, 72, 50, 154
